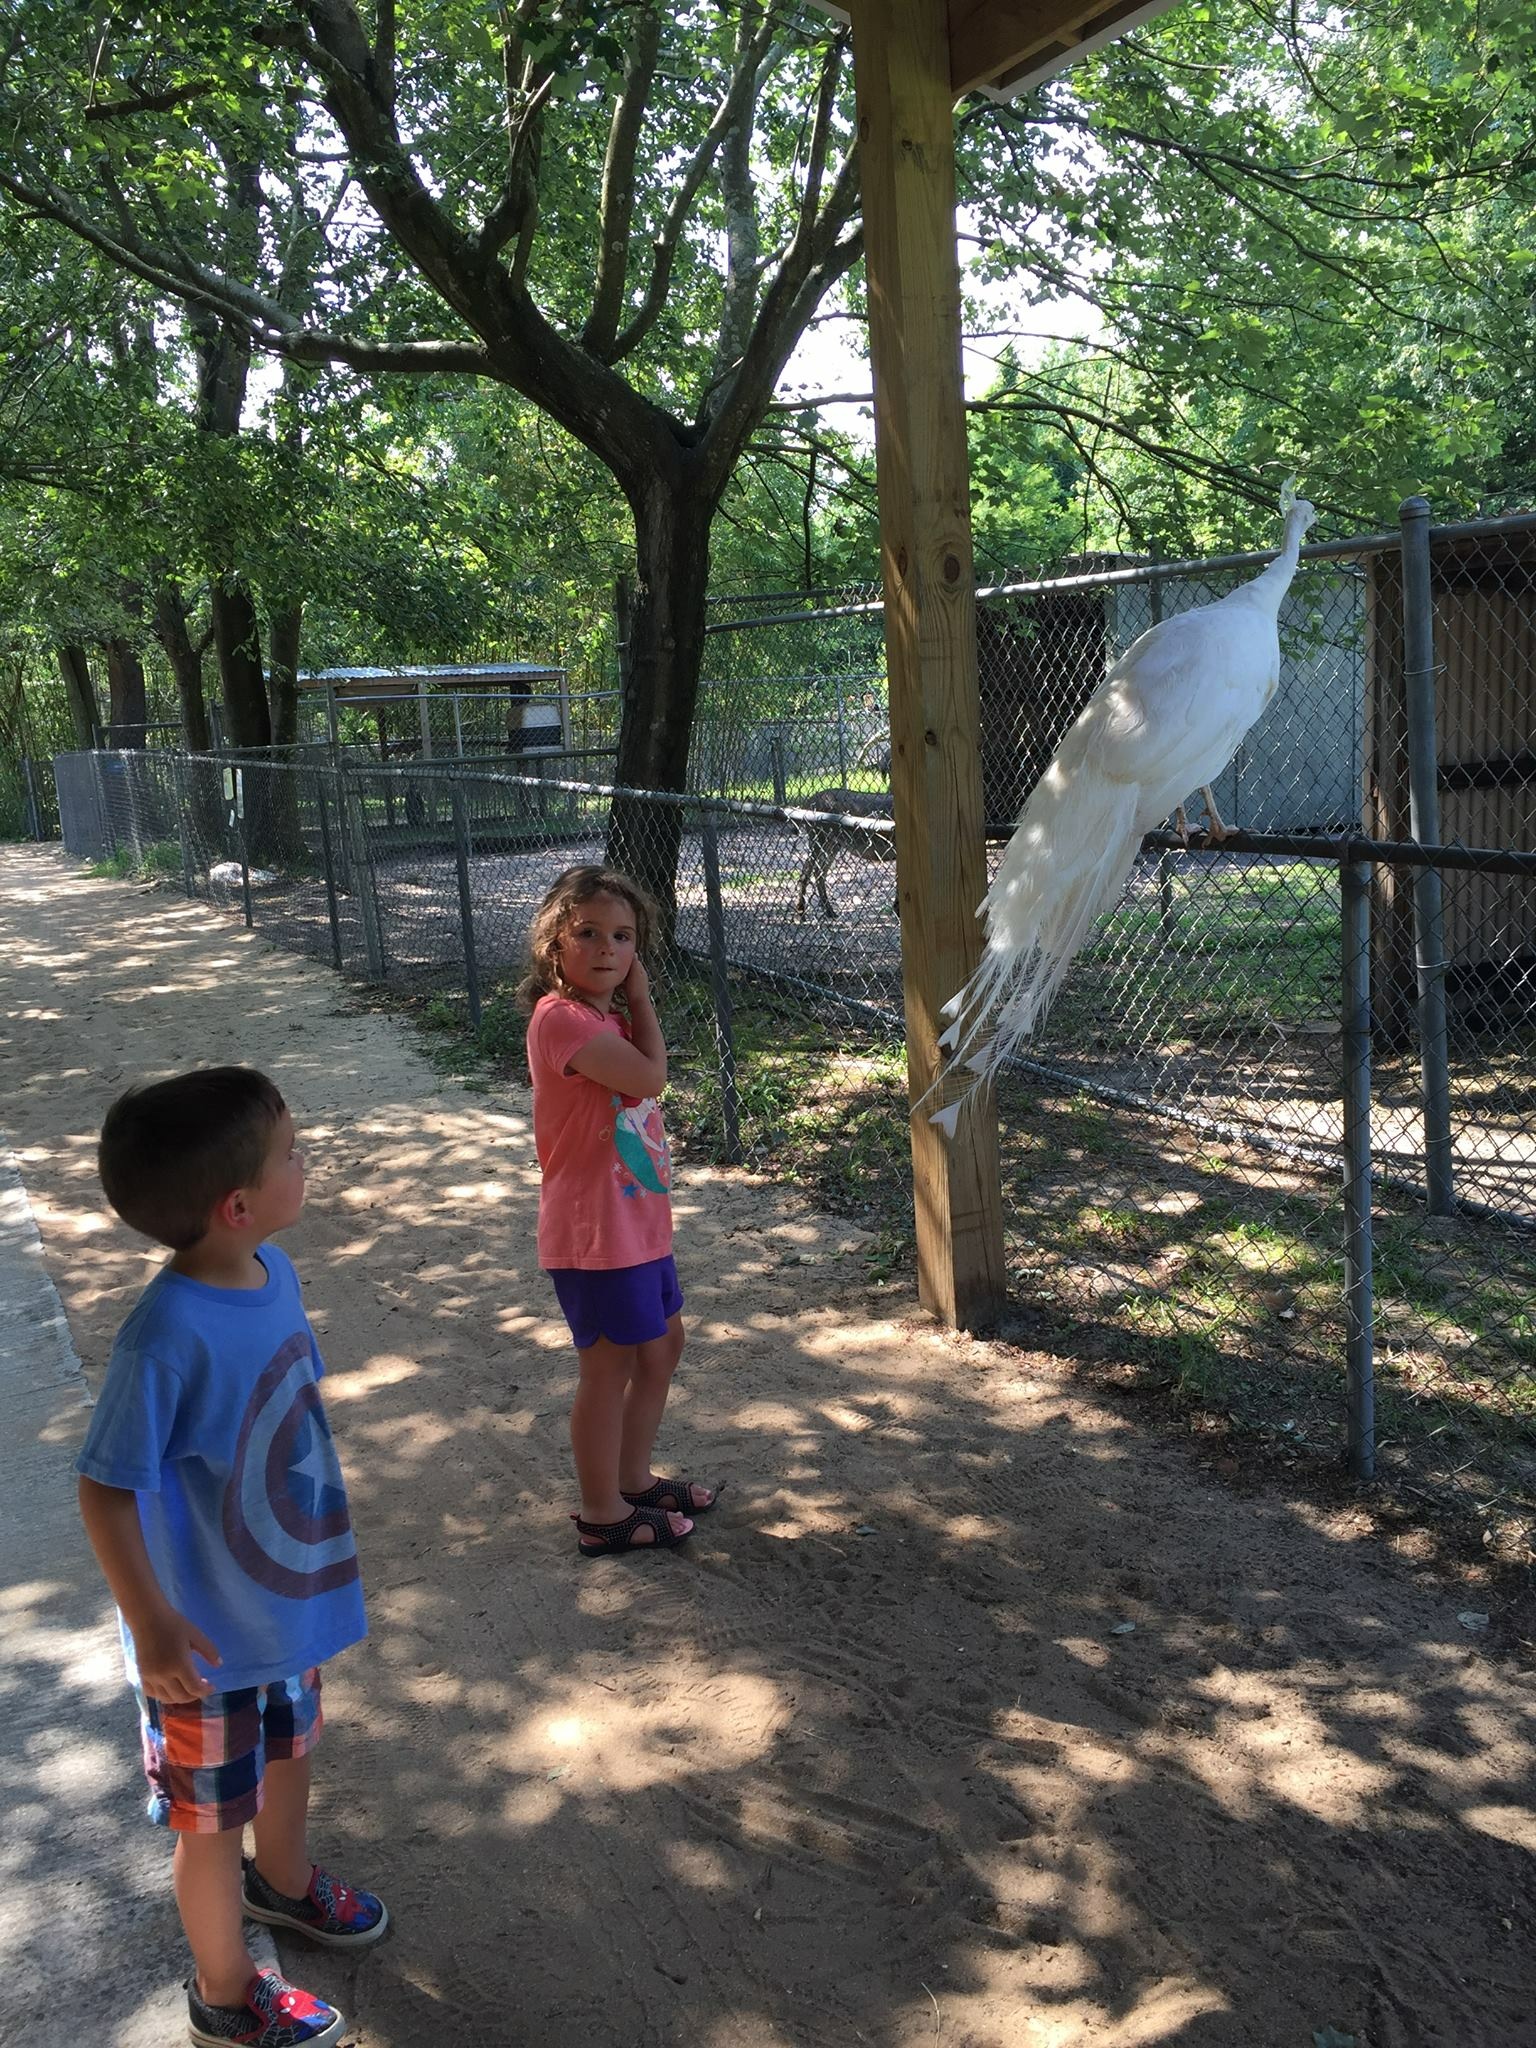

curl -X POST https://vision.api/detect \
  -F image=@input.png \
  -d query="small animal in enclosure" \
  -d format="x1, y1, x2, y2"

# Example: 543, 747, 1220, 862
793, 739, 895, 918
931, 478, 1318, 1136
794, 787, 898, 918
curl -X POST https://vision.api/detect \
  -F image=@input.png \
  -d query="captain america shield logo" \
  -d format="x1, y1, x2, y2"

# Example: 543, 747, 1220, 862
222, 1332, 360, 1598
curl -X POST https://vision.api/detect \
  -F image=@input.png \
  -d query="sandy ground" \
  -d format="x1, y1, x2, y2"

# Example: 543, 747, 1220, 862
2, 839, 1534, 2048
0, 1133, 278, 2048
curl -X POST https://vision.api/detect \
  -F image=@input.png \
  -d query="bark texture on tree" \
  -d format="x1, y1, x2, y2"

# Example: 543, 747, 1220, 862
268, 602, 304, 752
104, 637, 148, 748
57, 645, 101, 749
607, 469, 718, 923
192, 286, 270, 752
211, 576, 270, 748
152, 580, 211, 753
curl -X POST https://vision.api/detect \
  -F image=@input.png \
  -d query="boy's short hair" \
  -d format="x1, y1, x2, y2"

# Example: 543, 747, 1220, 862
99, 1067, 286, 1250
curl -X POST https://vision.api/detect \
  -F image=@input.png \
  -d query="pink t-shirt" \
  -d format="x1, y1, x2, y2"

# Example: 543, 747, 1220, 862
526, 994, 674, 1271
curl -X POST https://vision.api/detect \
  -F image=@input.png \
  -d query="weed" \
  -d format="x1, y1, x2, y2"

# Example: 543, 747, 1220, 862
416, 985, 529, 1079
86, 848, 138, 881
86, 839, 182, 884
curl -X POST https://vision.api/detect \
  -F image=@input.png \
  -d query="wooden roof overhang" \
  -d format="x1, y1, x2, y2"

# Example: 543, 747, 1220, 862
811, 0, 1180, 100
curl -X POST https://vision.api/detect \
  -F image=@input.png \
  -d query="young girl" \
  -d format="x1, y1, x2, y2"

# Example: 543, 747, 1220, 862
519, 864, 717, 1557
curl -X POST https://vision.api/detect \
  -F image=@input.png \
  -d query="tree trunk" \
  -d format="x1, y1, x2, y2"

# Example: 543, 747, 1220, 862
248, 601, 310, 865
607, 473, 716, 927
152, 580, 211, 753
104, 638, 148, 748
268, 602, 304, 753
57, 645, 101, 748
192, 304, 271, 753
212, 576, 271, 748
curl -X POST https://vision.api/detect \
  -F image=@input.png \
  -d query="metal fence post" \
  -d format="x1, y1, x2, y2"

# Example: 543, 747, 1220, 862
94, 751, 113, 857
342, 770, 386, 979
1147, 565, 1181, 943
450, 781, 482, 1032
235, 768, 255, 929
1341, 856, 1376, 1481
314, 771, 345, 971
699, 809, 742, 1163
20, 757, 42, 840
1399, 495, 1455, 1215
173, 755, 193, 897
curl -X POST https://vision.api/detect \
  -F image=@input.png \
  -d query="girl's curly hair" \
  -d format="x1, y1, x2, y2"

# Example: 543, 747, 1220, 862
516, 864, 659, 1014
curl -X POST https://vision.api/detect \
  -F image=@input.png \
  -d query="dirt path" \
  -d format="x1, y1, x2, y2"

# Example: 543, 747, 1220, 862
2, 842, 1533, 2048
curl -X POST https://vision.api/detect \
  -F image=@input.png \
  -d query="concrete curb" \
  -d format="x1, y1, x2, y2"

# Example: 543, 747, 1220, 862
0, 1139, 277, 2047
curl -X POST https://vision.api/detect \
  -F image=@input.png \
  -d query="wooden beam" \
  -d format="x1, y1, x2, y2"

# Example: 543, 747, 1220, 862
948, 0, 1168, 98
848, 0, 1007, 1330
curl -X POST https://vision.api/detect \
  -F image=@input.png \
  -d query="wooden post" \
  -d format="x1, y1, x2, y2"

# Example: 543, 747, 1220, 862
848, 0, 1006, 1329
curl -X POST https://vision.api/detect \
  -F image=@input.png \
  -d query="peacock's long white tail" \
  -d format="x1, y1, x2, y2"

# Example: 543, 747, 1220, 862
927, 765, 1142, 1137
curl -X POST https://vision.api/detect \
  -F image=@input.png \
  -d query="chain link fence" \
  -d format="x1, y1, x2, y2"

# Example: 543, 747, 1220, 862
51, 744, 910, 1222
51, 503, 1536, 1569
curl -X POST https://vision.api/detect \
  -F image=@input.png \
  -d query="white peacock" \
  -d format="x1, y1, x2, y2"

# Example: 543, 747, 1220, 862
931, 479, 1318, 1138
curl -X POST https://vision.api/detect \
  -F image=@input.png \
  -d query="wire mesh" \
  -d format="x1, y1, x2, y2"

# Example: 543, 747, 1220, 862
47, 508, 1536, 1564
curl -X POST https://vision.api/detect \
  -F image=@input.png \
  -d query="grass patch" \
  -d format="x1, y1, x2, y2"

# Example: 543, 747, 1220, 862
998, 1063, 1536, 1564
415, 986, 529, 1089
662, 965, 912, 1232
86, 839, 182, 884
1050, 857, 1341, 1039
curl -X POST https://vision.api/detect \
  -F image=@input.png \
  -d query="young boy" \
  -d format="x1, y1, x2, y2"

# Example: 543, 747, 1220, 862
76, 1067, 385, 2048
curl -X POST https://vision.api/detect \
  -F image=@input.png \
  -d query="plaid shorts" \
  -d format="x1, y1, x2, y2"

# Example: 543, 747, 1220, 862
137, 1668, 323, 1833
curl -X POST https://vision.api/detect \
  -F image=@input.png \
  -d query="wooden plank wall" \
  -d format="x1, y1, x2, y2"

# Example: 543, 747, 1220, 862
1365, 536, 1536, 1026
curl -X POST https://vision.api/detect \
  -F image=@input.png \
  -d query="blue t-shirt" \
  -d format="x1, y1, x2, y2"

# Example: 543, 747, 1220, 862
75, 1244, 366, 1693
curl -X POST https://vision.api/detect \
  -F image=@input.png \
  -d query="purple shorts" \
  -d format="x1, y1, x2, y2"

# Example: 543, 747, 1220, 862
548, 1255, 684, 1350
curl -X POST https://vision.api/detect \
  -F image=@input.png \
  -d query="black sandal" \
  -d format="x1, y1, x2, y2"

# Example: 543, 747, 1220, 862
572, 1504, 694, 1558
621, 1475, 719, 1515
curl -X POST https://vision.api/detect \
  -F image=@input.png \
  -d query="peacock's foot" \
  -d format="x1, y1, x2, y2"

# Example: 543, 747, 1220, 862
1198, 787, 1229, 844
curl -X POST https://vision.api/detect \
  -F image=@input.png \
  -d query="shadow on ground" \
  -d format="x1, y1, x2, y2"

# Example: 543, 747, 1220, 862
2, 845, 1533, 2048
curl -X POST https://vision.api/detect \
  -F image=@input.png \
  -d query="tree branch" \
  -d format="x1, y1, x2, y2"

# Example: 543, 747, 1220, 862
971, 388, 1363, 525
705, 3, 764, 395
608, 4, 779, 364
581, 4, 662, 358
796, 31, 847, 245
478, 64, 554, 265
699, 131, 862, 468
84, 79, 220, 121
373, 0, 396, 112
0, 164, 492, 375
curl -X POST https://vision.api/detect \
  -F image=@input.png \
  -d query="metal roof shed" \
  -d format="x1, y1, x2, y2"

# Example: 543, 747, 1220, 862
297, 662, 569, 759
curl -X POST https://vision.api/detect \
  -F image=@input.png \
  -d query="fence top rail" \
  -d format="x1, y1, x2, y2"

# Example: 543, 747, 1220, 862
312, 688, 602, 706
702, 508, 1536, 633
298, 663, 567, 684
60, 748, 1536, 870
1138, 823, 1536, 876
364, 760, 900, 835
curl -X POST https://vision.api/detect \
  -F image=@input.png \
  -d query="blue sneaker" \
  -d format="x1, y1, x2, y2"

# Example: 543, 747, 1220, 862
242, 1859, 388, 1949
186, 1966, 346, 2047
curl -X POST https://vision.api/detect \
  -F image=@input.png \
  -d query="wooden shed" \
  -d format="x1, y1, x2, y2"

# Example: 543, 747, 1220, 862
1365, 526, 1536, 1034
